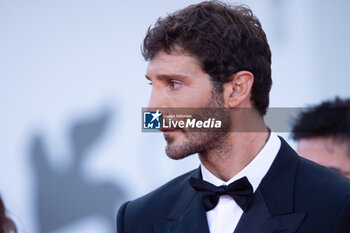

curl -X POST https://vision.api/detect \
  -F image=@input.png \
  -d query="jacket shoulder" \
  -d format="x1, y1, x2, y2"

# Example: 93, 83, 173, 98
129, 168, 197, 210
295, 156, 350, 231
117, 168, 198, 233
297, 157, 350, 197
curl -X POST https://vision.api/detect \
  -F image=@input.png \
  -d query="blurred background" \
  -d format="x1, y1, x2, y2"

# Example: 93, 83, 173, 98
0, 0, 349, 232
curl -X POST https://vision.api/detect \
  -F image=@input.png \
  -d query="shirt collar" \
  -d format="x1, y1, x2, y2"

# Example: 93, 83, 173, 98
200, 132, 281, 191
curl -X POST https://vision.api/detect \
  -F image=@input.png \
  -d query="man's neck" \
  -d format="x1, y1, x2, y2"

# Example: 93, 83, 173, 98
198, 129, 270, 182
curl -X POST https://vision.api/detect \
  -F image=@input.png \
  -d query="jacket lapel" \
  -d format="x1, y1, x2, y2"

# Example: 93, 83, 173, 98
153, 168, 210, 233
235, 137, 306, 233
234, 189, 306, 233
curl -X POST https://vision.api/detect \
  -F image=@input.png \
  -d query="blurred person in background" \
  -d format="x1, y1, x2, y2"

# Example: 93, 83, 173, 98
0, 197, 17, 233
117, 1, 350, 233
292, 97, 350, 178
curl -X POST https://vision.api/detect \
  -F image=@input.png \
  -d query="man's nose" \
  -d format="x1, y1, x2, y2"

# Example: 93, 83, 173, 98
148, 88, 168, 109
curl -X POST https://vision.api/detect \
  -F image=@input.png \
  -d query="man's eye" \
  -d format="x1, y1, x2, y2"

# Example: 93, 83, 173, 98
148, 82, 153, 86
169, 81, 181, 90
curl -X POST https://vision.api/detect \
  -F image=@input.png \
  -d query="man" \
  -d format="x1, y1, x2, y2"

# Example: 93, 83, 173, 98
117, 1, 350, 233
292, 97, 350, 178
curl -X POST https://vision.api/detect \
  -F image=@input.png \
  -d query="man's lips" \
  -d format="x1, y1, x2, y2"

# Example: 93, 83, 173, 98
160, 128, 177, 136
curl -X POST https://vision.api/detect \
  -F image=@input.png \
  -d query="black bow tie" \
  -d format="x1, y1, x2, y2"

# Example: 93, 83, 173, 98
189, 176, 253, 212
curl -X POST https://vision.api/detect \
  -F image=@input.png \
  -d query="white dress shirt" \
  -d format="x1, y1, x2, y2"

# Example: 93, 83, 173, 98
200, 132, 281, 233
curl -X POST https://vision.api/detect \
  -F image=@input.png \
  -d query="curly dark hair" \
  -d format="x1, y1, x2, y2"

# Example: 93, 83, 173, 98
0, 197, 17, 233
292, 97, 350, 148
142, 0, 272, 115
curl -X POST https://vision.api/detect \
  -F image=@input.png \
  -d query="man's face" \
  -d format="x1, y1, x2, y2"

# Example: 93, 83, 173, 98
297, 137, 350, 178
146, 49, 229, 160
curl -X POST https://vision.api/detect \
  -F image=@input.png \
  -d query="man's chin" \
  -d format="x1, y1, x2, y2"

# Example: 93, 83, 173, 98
164, 138, 200, 160
163, 131, 189, 159
165, 145, 194, 160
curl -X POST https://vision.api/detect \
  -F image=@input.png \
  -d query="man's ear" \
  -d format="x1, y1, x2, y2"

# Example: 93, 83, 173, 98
223, 71, 254, 108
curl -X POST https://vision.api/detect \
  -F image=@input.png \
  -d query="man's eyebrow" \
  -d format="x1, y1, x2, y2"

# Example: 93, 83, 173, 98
145, 74, 190, 80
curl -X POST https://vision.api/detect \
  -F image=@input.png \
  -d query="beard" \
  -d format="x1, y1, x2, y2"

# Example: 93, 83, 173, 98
164, 89, 231, 160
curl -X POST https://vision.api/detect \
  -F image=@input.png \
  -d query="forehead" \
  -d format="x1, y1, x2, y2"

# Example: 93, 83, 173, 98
146, 50, 205, 77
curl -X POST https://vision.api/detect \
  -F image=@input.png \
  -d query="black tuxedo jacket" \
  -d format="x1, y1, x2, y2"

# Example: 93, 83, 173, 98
117, 138, 350, 233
